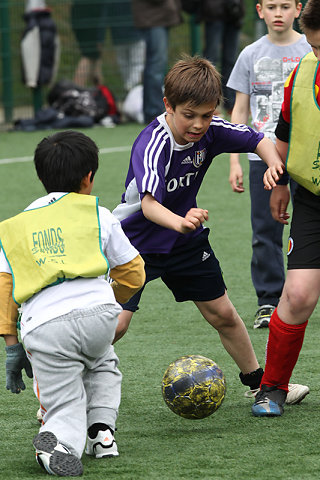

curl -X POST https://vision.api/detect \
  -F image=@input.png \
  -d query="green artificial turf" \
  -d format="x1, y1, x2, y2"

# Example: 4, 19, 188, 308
0, 124, 319, 479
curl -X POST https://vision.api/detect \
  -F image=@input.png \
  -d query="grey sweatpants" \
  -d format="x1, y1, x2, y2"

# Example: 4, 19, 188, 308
24, 303, 122, 458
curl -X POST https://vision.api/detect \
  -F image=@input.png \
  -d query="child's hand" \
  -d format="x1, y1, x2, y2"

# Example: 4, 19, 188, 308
229, 163, 244, 193
263, 163, 284, 190
181, 208, 209, 233
5, 343, 33, 394
255, 137, 285, 189
270, 185, 290, 225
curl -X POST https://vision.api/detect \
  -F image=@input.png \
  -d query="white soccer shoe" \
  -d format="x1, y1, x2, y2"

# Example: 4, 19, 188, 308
245, 383, 310, 405
33, 431, 83, 476
85, 428, 119, 459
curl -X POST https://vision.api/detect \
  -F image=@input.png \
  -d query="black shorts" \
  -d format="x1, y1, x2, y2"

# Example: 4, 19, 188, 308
122, 229, 226, 312
287, 186, 320, 269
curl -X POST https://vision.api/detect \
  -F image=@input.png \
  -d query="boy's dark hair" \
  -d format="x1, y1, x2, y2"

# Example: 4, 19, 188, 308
164, 55, 222, 110
34, 130, 99, 193
259, 0, 300, 5
299, 0, 320, 31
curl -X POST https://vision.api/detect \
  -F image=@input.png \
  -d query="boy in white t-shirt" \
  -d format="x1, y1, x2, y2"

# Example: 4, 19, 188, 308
0, 130, 145, 476
227, 0, 311, 329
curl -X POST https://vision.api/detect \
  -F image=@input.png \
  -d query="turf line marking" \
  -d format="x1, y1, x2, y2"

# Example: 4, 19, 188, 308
0, 146, 132, 165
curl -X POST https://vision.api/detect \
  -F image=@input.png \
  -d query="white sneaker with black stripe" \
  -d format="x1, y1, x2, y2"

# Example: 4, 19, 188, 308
85, 428, 119, 458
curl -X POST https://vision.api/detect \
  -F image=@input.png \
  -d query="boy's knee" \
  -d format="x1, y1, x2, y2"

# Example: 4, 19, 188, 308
283, 287, 314, 315
202, 302, 240, 330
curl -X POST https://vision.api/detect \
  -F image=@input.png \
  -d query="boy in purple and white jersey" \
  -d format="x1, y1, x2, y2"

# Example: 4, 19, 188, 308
112, 55, 284, 393
114, 112, 263, 255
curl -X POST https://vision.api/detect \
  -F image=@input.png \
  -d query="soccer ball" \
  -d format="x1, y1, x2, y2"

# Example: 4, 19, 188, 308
161, 355, 226, 420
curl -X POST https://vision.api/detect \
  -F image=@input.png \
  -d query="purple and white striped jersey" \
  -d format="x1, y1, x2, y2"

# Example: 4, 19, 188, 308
112, 113, 264, 254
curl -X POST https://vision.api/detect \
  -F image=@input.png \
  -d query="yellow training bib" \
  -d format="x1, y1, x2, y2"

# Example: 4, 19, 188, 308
286, 52, 320, 195
0, 193, 109, 304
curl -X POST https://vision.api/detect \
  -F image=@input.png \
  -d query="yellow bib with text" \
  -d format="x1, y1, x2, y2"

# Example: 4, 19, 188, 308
286, 52, 320, 195
0, 193, 109, 304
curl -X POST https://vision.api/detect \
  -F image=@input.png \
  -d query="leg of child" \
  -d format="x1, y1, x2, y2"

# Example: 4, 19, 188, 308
82, 305, 122, 458
84, 344, 122, 430
195, 291, 260, 374
113, 309, 134, 343
83, 344, 121, 457
261, 269, 320, 388
25, 305, 122, 460
24, 317, 89, 459
84, 347, 122, 434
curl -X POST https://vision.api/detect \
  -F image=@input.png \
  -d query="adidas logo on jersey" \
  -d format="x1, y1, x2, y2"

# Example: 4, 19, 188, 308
202, 251, 210, 261
181, 156, 193, 164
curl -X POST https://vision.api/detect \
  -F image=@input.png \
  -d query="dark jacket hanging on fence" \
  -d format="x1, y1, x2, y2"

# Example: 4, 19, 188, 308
132, 0, 182, 29
21, 8, 59, 87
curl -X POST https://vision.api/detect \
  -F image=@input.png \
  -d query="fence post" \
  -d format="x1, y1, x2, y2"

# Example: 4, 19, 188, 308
32, 87, 43, 114
190, 16, 202, 56
0, 0, 14, 123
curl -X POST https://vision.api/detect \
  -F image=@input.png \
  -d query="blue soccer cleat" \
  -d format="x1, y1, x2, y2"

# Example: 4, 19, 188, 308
252, 385, 287, 417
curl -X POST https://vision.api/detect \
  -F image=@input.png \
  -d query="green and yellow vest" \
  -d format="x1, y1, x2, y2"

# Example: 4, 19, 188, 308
286, 52, 320, 194
0, 193, 109, 304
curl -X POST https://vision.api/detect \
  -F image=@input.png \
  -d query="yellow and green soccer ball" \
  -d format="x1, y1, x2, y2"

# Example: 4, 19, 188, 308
161, 355, 226, 420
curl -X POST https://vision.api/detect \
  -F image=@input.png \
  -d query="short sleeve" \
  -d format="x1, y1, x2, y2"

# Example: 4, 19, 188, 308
227, 47, 251, 95
0, 250, 11, 274
98, 207, 139, 269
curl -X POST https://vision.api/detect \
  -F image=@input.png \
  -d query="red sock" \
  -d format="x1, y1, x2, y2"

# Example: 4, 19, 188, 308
261, 308, 308, 392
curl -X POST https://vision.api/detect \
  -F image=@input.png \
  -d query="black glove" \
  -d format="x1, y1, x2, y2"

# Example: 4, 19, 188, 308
5, 343, 33, 394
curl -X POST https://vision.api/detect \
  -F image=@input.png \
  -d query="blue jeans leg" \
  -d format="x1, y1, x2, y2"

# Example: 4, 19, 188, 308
249, 161, 285, 307
141, 26, 168, 123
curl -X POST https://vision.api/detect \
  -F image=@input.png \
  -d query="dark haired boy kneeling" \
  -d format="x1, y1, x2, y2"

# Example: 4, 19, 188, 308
0, 130, 145, 476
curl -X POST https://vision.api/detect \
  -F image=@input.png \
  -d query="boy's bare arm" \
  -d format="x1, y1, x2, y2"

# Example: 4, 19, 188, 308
141, 193, 208, 234
268, 137, 290, 225
275, 137, 289, 163
255, 137, 285, 189
229, 92, 250, 193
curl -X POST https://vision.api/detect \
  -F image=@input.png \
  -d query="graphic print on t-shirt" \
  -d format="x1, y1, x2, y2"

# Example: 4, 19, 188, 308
252, 56, 302, 140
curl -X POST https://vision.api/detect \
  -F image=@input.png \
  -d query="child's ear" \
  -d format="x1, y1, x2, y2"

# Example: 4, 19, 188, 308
163, 97, 174, 115
83, 171, 92, 186
295, 2, 303, 18
256, 3, 263, 19
79, 171, 93, 192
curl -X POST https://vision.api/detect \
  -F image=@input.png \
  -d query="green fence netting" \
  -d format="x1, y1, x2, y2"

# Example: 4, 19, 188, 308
0, 0, 258, 127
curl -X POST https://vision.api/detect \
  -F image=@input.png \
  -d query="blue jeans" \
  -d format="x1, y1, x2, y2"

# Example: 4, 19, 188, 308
140, 26, 168, 123
249, 161, 285, 307
204, 20, 240, 111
